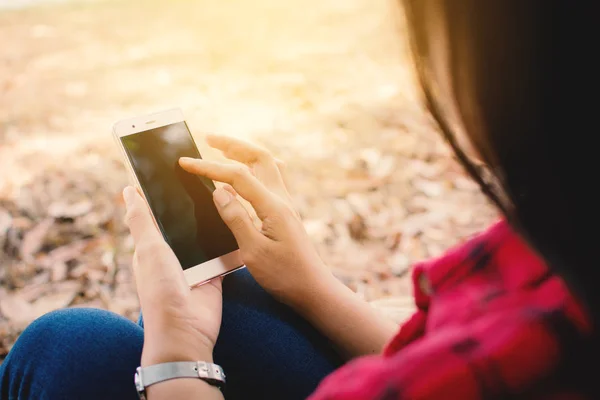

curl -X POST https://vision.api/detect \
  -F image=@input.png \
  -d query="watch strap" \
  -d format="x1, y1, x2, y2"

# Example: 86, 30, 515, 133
135, 361, 225, 398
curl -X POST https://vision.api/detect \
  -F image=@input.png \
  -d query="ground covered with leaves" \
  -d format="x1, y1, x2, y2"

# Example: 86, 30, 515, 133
0, 0, 497, 360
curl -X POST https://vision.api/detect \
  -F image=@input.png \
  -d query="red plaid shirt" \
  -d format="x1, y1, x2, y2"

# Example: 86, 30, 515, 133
309, 220, 592, 399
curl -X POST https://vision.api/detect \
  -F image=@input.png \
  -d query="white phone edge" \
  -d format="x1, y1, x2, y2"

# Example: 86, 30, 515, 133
112, 108, 245, 287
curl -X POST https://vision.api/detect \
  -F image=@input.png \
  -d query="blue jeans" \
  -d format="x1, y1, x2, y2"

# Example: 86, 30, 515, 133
0, 269, 343, 399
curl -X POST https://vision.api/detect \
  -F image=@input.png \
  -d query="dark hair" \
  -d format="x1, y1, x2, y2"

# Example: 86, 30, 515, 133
400, 0, 598, 332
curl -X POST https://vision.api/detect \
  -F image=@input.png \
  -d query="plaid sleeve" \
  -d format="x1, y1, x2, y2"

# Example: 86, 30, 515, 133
308, 303, 571, 400
308, 220, 590, 399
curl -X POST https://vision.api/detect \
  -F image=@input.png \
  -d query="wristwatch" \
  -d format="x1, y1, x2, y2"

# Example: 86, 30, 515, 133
134, 361, 226, 399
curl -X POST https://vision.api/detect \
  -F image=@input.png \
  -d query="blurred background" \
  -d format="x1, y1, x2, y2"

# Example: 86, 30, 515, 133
0, 0, 497, 360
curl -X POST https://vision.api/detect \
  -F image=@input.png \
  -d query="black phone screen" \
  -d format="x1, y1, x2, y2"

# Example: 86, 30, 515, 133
120, 121, 239, 270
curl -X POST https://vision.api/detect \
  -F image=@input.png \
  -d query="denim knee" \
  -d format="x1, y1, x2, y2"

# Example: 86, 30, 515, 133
1, 308, 143, 400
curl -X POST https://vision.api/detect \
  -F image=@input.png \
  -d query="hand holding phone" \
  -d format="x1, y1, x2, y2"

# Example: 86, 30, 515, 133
122, 186, 222, 368
113, 108, 244, 286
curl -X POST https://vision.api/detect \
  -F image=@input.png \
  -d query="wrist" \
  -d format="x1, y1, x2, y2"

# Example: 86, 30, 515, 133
286, 267, 343, 314
142, 345, 214, 367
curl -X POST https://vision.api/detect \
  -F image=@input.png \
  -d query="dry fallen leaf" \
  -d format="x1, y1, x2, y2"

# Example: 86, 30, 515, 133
20, 218, 54, 262
38, 240, 90, 268
303, 219, 331, 244
109, 295, 140, 316
28, 270, 51, 286
348, 214, 368, 242
370, 155, 396, 179
413, 178, 445, 198
70, 299, 106, 309
30, 290, 78, 318
48, 200, 93, 219
50, 280, 83, 296
385, 231, 403, 251
0, 293, 36, 324
10, 216, 33, 231
100, 249, 117, 282
78, 202, 114, 227
50, 261, 68, 282
16, 283, 50, 302
0, 210, 12, 242
387, 253, 411, 277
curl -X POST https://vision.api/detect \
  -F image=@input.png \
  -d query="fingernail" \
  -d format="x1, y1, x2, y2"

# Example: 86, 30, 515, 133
213, 187, 232, 207
123, 186, 136, 208
179, 157, 195, 165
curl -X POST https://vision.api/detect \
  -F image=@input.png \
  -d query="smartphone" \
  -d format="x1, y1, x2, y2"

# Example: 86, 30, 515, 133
113, 108, 244, 286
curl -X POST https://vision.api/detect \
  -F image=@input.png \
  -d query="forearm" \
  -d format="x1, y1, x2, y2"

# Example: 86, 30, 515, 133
291, 273, 399, 359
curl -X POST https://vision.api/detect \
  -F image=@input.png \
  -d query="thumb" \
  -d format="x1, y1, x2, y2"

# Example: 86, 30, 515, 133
213, 187, 264, 249
123, 186, 162, 245
124, 186, 188, 306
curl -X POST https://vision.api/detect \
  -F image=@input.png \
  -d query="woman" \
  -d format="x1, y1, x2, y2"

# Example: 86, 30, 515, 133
1, 0, 595, 398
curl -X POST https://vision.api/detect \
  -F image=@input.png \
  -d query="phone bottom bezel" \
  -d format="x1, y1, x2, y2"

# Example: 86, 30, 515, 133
184, 249, 245, 287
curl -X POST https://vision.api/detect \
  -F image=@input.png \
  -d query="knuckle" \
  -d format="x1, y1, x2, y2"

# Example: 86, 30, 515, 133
266, 203, 301, 228
225, 212, 246, 230
276, 202, 297, 221
231, 164, 251, 183
124, 208, 143, 227
242, 249, 259, 265
254, 146, 272, 162
275, 159, 286, 169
